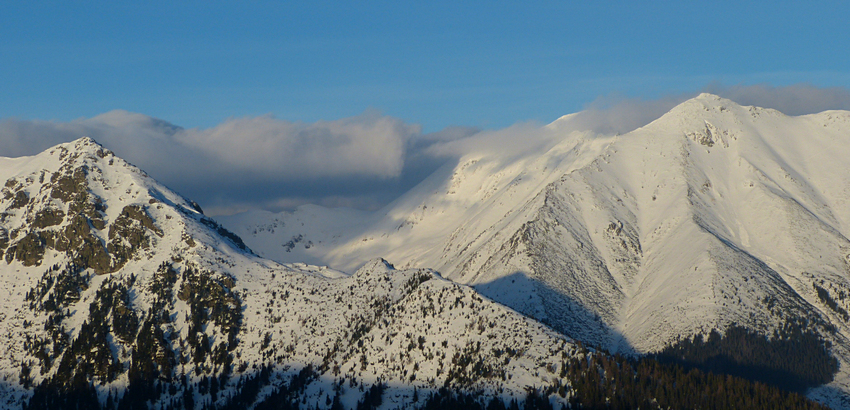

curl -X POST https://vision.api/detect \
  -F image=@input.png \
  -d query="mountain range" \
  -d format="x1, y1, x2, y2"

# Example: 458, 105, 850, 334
0, 94, 848, 409
221, 94, 850, 407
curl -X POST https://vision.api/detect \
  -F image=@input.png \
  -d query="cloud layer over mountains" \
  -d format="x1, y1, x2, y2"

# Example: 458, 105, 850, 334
1, 84, 849, 215
0, 110, 422, 214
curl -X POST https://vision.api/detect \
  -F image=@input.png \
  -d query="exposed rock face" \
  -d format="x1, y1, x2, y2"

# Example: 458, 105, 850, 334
0, 140, 202, 279
107, 204, 162, 273
0, 143, 155, 273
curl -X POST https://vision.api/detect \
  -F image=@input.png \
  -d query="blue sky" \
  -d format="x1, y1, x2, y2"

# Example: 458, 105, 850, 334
3, 1, 849, 131
2, 2, 850, 214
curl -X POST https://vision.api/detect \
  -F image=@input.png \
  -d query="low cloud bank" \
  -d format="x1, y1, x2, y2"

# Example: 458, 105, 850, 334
0, 111, 421, 215
2, 83, 848, 215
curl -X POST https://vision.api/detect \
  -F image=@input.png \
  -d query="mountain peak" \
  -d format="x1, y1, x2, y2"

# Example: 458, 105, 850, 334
0, 138, 255, 274
66, 136, 106, 152
642, 92, 759, 138
672, 92, 738, 113
693, 92, 723, 101
46, 137, 115, 165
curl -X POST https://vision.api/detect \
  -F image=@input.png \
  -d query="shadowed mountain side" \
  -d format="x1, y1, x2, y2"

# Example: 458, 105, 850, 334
474, 271, 629, 353
655, 325, 838, 393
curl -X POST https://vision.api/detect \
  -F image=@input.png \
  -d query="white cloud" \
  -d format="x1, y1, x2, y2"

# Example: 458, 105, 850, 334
425, 122, 553, 161
2, 83, 848, 215
177, 112, 416, 179
1, 110, 417, 178
0, 110, 420, 215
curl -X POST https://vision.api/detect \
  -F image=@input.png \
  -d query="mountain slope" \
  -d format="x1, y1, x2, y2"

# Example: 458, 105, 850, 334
220, 94, 850, 404
0, 138, 583, 409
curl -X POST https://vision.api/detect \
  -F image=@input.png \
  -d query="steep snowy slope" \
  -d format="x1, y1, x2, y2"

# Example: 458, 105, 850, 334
221, 94, 850, 401
0, 138, 581, 409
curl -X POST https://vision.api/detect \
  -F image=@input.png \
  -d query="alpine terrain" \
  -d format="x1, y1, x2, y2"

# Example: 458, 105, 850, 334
0, 138, 604, 409
6, 139, 822, 410
220, 94, 850, 408
0, 97, 841, 409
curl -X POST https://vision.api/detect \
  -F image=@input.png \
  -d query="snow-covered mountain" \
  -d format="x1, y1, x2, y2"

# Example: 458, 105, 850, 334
220, 94, 850, 404
0, 138, 583, 409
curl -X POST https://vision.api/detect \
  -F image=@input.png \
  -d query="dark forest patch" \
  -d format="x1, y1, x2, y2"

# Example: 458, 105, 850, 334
655, 324, 838, 393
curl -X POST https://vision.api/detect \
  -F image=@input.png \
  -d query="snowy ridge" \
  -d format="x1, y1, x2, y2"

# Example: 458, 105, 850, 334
236, 259, 577, 409
221, 94, 850, 404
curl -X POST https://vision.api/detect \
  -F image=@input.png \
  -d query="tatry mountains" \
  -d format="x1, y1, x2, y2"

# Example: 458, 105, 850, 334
1, 94, 849, 409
